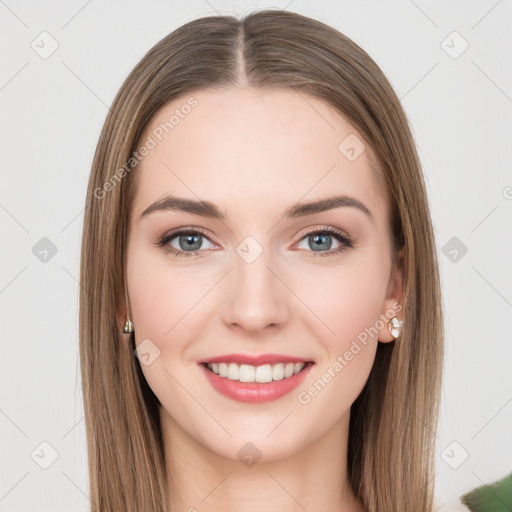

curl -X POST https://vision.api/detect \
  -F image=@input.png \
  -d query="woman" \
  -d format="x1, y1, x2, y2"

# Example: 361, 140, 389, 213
80, 9, 444, 511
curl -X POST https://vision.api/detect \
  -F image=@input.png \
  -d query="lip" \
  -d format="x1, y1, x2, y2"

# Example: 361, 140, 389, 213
200, 353, 313, 366
199, 360, 314, 404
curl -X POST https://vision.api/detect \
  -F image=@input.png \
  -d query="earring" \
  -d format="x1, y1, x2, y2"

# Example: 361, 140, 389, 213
388, 316, 402, 339
123, 315, 134, 334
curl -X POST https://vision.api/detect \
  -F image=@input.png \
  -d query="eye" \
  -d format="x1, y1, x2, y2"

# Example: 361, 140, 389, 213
156, 227, 217, 257
155, 225, 354, 258
295, 226, 354, 258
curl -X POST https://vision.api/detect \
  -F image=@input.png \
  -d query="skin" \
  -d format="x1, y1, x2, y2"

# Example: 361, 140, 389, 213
120, 86, 404, 512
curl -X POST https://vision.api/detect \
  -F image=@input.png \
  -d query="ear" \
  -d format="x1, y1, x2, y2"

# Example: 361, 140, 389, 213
378, 245, 405, 343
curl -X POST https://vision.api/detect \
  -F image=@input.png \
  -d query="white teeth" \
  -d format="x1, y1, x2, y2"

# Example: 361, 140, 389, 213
239, 364, 255, 382
255, 364, 273, 383
218, 362, 228, 377
227, 363, 238, 380
205, 361, 307, 382
272, 363, 284, 380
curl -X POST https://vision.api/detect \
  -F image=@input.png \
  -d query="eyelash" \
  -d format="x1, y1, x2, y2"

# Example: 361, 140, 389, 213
155, 226, 354, 259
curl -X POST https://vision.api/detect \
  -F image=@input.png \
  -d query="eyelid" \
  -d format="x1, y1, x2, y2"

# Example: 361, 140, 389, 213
161, 226, 221, 245
156, 224, 354, 256
156, 226, 221, 255
295, 224, 351, 241
159, 224, 351, 243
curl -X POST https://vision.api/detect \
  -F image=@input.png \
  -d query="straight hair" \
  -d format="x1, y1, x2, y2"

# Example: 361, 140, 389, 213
80, 9, 444, 511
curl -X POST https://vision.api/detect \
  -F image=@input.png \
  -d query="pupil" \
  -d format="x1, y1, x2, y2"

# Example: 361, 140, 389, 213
181, 234, 201, 250
311, 233, 331, 251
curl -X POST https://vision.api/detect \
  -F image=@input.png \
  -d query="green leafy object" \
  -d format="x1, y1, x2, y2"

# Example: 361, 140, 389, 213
461, 472, 512, 512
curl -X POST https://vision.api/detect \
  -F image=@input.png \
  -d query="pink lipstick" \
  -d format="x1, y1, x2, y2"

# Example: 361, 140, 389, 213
198, 353, 314, 403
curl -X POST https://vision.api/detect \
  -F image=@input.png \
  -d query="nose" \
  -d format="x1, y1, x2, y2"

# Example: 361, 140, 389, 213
221, 246, 289, 335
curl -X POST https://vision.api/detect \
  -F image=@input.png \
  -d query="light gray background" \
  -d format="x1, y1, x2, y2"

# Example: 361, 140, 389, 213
1, 1, 511, 510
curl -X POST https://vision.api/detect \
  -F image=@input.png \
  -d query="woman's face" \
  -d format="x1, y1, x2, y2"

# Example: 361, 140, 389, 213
123, 86, 403, 461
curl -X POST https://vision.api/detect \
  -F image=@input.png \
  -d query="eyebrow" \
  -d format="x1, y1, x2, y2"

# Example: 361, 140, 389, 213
140, 194, 374, 222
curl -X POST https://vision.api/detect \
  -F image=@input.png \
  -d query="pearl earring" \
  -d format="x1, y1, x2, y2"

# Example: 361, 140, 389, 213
388, 316, 402, 339
123, 315, 134, 334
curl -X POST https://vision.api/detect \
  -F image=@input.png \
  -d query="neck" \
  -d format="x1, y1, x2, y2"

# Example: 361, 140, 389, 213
160, 407, 364, 512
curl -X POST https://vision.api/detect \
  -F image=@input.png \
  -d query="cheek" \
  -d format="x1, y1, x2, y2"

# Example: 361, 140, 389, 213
126, 245, 222, 397
127, 249, 205, 409
293, 268, 385, 421
298, 257, 388, 350
293, 256, 388, 398
127, 245, 199, 343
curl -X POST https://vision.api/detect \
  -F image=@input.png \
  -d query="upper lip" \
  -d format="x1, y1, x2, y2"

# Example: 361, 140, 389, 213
200, 353, 313, 366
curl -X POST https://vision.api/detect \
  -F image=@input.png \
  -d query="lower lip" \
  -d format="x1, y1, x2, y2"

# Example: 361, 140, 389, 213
199, 362, 314, 404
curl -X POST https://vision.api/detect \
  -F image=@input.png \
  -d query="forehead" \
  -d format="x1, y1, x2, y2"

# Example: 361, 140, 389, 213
130, 87, 386, 224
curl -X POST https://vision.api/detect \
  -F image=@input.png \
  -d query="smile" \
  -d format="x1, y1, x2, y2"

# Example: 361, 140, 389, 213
200, 360, 314, 404
205, 362, 306, 383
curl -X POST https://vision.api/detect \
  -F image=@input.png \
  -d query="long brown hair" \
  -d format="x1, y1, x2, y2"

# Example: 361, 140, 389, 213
80, 9, 444, 511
